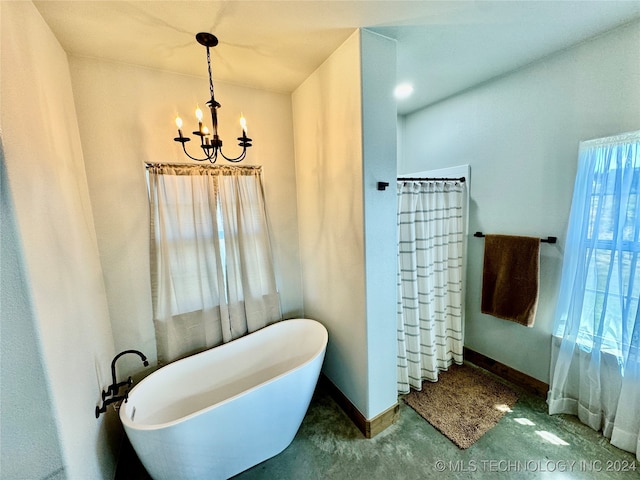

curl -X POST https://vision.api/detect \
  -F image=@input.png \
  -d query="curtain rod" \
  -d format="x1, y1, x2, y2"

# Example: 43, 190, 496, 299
145, 162, 261, 171
398, 176, 465, 182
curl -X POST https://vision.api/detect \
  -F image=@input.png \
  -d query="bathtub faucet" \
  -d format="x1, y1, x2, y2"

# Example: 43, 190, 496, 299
104, 349, 149, 399
95, 391, 129, 418
96, 349, 149, 418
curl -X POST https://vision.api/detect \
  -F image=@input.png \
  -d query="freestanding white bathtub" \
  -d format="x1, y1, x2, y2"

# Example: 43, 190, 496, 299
120, 318, 328, 480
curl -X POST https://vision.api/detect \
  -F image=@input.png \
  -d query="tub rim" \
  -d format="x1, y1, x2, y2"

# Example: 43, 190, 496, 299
119, 318, 327, 431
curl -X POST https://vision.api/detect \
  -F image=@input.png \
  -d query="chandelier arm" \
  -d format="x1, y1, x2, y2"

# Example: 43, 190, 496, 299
181, 142, 218, 163
219, 147, 247, 163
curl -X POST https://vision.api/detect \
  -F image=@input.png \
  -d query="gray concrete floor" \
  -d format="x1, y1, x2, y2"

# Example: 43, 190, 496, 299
117, 367, 639, 479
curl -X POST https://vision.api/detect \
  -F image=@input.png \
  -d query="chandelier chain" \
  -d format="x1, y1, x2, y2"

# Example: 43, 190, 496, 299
206, 47, 215, 103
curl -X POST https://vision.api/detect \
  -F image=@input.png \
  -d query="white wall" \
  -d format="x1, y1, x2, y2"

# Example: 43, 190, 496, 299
68, 55, 302, 372
1, 149, 67, 480
400, 20, 640, 383
1, 2, 118, 478
360, 30, 399, 417
293, 29, 397, 419
293, 29, 367, 414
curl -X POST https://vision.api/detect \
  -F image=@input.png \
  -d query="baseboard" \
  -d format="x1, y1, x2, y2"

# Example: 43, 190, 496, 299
463, 347, 549, 398
319, 374, 399, 438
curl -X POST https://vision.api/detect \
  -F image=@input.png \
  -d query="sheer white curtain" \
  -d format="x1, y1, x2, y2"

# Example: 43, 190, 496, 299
148, 164, 281, 364
548, 131, 640, 459
397, 179, 466, 393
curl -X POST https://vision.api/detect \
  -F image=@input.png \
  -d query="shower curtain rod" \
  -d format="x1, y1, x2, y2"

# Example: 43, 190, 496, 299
377, 176, 466, 190
398, 176, 466, 182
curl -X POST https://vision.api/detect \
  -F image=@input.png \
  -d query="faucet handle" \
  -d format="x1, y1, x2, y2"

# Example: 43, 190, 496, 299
101, 386, 111, 401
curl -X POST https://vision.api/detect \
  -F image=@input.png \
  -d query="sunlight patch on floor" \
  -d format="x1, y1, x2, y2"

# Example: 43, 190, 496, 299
514, 417, 536, 426
536, 430, 570, 446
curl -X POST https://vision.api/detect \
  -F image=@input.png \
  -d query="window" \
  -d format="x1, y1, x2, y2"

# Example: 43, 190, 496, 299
581, 167, 640, 356
147, 163, 281, 362
555, 133, 640, 362
147, 170, 223, 316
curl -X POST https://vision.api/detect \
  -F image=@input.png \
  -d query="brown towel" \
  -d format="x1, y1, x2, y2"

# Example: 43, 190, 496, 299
481, 234, 540, 327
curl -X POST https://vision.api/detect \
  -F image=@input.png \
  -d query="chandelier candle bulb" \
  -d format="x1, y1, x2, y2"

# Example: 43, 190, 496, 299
240, 115, 247, 136
174, 116, 187, 142
195, 107, 204, 135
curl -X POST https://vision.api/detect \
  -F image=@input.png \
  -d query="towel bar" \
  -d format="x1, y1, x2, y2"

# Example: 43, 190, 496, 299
474, 232, 557, 244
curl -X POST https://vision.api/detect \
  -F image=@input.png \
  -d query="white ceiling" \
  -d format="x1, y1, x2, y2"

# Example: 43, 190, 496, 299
34, 1, 640, 115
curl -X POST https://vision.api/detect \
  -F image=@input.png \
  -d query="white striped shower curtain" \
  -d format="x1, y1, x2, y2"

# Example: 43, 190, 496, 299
397, 180, 466, 393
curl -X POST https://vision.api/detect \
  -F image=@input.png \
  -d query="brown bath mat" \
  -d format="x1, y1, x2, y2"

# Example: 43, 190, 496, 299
403, 363, 519, 449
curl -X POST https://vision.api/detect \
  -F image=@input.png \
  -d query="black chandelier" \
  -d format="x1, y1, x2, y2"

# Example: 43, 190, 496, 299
173, 32, 252, 163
